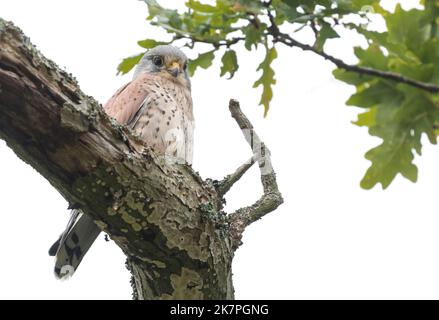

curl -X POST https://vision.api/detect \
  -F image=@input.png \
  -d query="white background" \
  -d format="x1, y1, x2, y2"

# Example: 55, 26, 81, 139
1, 0, 438, 299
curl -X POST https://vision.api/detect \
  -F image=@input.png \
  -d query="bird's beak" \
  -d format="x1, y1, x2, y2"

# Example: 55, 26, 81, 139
168, 61, 181, 77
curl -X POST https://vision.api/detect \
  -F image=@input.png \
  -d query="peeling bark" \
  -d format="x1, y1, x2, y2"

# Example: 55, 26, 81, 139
0, 18, 282, 299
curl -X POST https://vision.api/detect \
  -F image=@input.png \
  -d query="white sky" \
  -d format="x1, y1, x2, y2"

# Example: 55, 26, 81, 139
1, 0, 439, 300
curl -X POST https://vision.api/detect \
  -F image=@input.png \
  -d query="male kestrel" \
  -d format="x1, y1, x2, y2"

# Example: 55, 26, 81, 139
48, 45, 194, 278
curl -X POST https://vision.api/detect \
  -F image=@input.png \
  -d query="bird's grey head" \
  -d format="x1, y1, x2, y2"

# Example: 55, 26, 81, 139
133, 45, 190, 89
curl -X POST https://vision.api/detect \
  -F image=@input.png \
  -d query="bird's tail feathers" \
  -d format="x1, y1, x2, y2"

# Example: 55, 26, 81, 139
49, 209, 101, 279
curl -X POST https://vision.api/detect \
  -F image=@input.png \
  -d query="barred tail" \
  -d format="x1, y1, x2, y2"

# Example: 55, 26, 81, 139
49, 209, 101, 279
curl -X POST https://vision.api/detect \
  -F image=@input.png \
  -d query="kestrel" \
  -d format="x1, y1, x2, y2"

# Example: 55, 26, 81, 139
49, 45, 194, 278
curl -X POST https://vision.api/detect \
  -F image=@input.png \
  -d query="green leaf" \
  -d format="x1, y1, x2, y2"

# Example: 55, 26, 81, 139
137, 39, 167, 49
188, 50, 216, 76
232, 0, 264, 14
186, 0, 221, 13
354, 44, 388, 70
361, 138, 418, 189
386, 4, 429, 52
346, 81, 403, 109
354, 107, 376, 127
253, 45, 278, 116
243, 24, 265, 51
273, 0, 302, 23
117, 52, 145, 75
337, 0, 382, 11
314, 22, 339, 51
334, 3, 439, 189
220, 50, 239, 79
143, 0, 167, 18
333, 68, 372, 86
351, 84, 439, 189
346, 23, 417, 64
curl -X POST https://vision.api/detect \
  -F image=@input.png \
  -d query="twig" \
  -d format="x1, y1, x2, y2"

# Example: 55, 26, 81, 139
261, 0, 439, 93
216, 156, 257, 196
272, 32, 439, 93
227, 99, 283, 250
177, 34, 245, 49
310, 19, 319, 41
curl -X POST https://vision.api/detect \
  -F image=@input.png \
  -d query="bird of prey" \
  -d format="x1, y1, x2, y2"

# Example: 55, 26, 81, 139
48, 45, 194, 278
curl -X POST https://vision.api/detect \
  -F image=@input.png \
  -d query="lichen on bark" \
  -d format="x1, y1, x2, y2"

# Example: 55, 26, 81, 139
0, 18, 282, 299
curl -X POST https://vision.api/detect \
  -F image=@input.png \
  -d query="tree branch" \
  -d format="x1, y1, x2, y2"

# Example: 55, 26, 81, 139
0, 17, 284, 299
270, 31, 439, 94
260, 1, 439, 93
227, 99, 283, 250
0, 18, 235, 299
216, 156, 257, 197
180, 35, 246, 49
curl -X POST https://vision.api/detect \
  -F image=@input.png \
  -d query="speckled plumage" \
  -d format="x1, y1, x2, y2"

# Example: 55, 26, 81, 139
105, 72, 194, 164
49, 46, 194, 278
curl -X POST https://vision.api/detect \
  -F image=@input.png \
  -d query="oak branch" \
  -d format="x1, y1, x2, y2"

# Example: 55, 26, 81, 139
0, 19, 283, 299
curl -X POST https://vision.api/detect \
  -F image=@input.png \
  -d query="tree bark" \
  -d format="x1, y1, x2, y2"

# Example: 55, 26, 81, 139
0, 18, 283, 299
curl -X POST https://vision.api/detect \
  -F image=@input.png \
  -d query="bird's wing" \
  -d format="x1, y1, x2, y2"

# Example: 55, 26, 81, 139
184, 104, 195, 165
103, 73, 153, 125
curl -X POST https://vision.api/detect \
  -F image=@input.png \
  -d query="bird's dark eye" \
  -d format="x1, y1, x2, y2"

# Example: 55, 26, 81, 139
183, 62, 188, 70
153, 56, 163, 67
